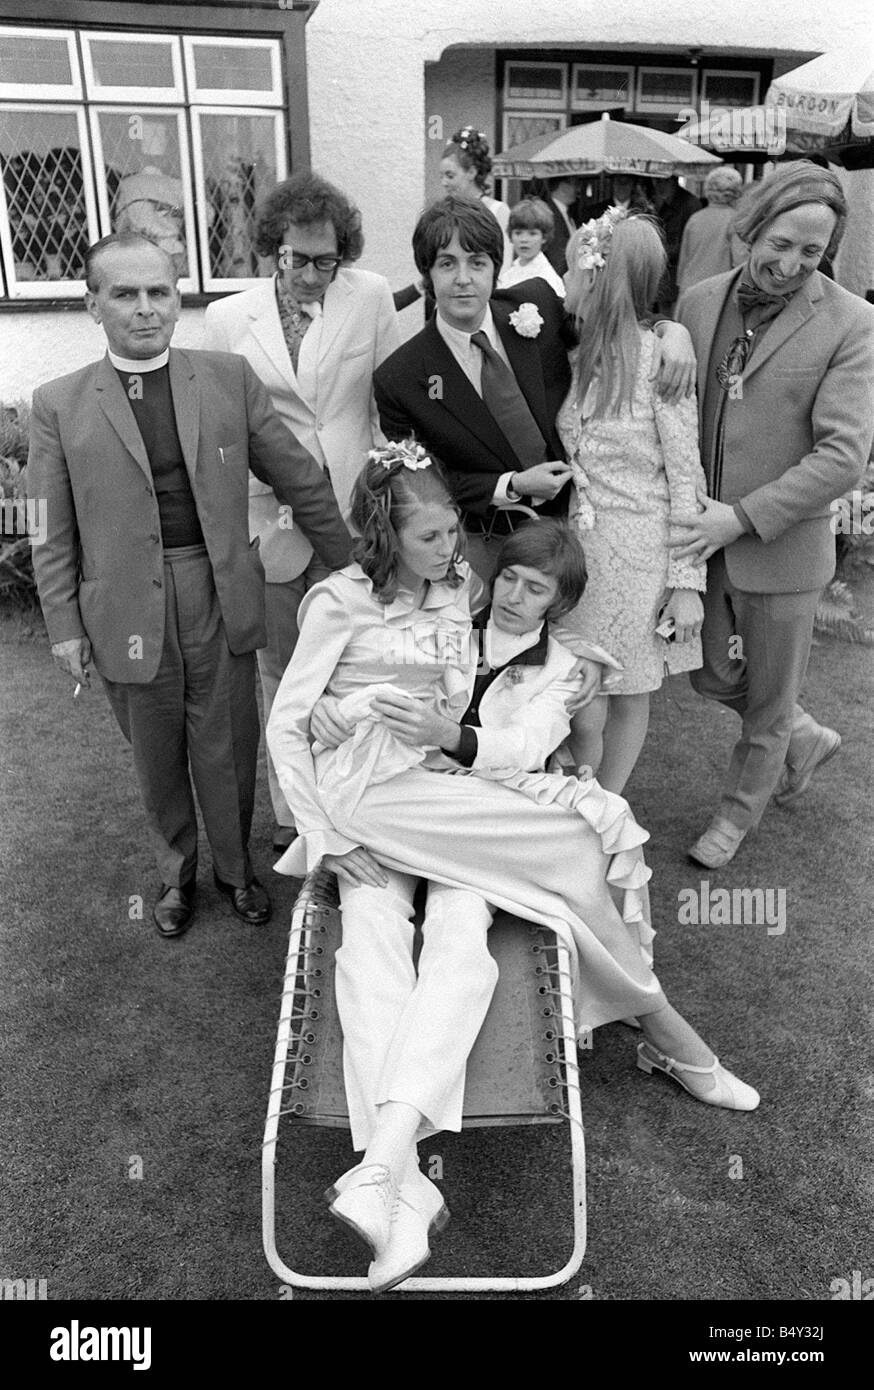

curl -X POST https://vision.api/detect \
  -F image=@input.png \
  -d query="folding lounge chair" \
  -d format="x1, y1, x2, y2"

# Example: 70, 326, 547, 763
262, 866, 586, 1294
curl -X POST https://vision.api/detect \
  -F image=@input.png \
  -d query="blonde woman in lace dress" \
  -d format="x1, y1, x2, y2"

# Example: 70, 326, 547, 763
554, 211, 707, 793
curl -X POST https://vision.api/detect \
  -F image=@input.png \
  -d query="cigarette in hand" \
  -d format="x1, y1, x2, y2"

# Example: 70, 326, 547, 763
73, 682, 83, 699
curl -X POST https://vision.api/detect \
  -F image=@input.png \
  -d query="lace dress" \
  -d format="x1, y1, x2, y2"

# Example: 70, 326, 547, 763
555, 330, 707, 693
267, 562, 667, 1034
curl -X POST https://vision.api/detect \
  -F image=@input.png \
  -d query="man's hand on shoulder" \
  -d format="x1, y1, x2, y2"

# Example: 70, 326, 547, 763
650, 321, 696, 402
52, 636, 92, 684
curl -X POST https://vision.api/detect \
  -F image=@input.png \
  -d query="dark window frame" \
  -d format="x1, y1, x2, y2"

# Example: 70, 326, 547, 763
0, 0, 311, 309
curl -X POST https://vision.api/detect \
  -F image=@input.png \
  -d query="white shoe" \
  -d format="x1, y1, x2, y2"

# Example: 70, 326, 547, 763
775, 726, 841, 806
367, 1183, 432, 1294
637, 1041, 760, 1111
403, 1167, 450, 1236
687, 815, 748, 869
325, 1163, 395, 1255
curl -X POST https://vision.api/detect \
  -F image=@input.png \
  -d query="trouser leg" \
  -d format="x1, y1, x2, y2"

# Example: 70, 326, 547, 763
172, 550, 259, 887
102, 563, 197, 888
258, 562, 331, 825
690, 552, 748, 715
692, 554, 820, 828
376, 883, 498, 1137
335, 869, 419, 1152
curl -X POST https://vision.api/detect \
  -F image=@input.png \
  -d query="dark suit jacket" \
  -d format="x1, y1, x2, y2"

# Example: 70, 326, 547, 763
542, 198, 576, 277
373, 279, 573, 519
28, 348, 353, 683
677, 268, 874, 593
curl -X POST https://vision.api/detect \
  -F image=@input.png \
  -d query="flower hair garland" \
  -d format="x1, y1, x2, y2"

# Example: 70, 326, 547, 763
454, 125, 487, 155
575, 204, 628, 272
368, 440, 433, 472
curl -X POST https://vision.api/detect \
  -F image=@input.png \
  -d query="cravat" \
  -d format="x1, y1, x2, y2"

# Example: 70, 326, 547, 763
736, 279, 792, 331
470, 330, 546, 470
276, 285, 317, 372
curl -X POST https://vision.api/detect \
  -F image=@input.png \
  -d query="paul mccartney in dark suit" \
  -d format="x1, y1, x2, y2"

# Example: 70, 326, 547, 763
374, 195, 576, 578
374, 195, 696, 580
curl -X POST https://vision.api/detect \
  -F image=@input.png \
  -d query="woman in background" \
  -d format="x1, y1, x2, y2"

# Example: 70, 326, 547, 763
440, 126, 513, 274
676, 165, 745, 294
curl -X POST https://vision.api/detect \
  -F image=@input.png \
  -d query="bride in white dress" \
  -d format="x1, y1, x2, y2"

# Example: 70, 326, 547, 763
267, 444, 759, 1293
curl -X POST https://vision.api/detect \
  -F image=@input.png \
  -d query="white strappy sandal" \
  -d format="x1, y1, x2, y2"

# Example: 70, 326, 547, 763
636, 1041, 760, 1111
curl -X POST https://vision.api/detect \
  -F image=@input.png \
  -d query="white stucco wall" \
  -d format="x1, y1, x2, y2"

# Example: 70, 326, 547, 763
1, 308, 207, 405
3, 0, 872, 396
307, 0, 874, 298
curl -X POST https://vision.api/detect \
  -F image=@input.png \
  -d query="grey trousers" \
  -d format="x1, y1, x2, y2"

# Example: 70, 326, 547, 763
103, 545, 259, 888
690, 550, 823, 830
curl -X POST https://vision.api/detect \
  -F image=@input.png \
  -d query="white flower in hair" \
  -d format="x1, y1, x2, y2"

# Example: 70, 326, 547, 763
576, 204, 628, 273
508, 302, 544, 338
368, 440, 433, 472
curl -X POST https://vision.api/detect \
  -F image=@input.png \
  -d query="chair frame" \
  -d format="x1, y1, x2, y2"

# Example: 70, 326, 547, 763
262, 869, 587, 1294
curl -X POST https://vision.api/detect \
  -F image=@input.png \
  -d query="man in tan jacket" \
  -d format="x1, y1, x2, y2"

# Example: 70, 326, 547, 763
673, 162, 874, 867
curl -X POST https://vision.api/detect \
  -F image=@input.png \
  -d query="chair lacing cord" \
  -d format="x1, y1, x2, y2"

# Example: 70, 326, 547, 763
265, 1099, 307, 1131
547, 1073, 586, 1133
269, 1076, 311, 1099
278, 1005, 317, 1022
537, 984, 570, 1001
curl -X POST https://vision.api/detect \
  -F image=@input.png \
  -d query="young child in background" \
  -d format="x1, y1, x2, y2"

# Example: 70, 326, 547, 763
499, 198, 566, 298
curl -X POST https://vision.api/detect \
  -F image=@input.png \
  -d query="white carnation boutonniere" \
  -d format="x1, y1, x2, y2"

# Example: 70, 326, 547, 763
504, 665, 526, 685
508, 303, 543, 339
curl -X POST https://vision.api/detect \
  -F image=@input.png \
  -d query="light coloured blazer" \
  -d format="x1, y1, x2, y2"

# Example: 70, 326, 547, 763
27, 349, 353, 684
202, 268, 400, 582
676, 267, 874, 593
465, 625, 615, 774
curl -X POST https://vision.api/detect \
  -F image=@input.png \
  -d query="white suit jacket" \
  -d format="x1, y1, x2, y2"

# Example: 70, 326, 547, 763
202, 268, 400, 581
465, 623, 619, 774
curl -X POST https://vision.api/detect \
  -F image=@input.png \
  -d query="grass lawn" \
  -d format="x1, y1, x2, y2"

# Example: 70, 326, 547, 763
1, 583, 872, 1303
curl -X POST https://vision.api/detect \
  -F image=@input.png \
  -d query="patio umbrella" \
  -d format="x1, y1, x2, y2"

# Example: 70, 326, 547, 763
492, 113, 722, 180
765, 43, 874, 140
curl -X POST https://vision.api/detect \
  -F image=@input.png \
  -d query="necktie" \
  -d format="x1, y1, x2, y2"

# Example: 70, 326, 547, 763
470, 330, 546, 470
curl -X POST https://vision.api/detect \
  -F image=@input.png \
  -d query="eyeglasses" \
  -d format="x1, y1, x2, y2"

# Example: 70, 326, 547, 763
278, 245, 342, 273
716, 328, 754, 393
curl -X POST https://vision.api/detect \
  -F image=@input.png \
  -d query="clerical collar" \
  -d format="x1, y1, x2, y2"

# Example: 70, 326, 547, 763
108, 348, 170, 373
481, 608, 548, 668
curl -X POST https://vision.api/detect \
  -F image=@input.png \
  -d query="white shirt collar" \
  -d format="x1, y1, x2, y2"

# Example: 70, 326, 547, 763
435, 303, 498, 357
107, 347, 170, 373
485, 614, 543, 668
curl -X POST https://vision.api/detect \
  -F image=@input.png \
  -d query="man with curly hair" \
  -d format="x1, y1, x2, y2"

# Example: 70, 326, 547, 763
203, 172, 399, 851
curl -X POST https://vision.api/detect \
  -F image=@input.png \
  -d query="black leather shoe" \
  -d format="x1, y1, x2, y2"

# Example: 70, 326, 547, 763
154, 883, 195, 938
272, 824, 298, 852
213, 873, 272, 925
